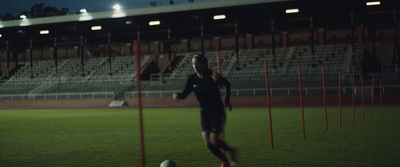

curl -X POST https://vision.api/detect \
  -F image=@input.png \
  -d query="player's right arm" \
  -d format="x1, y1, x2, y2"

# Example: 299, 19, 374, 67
173, 75, 193, 101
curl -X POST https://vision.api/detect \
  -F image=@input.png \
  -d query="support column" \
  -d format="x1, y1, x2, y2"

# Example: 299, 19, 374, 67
318, 28, 325, 45
29, 39, 33, 78
6, 41, 10, 78
168, 28, 172, 71
271, 19, 276, 67
200, 22, 204, 55
282, 31, 288, 48
235, 22, 239, 56
245, 34, 253, 50
358, 25, 365, 43
80, 33, 85, 76
108, 32, 112, 76
394, 11, 399, 63
53, 34, 58, 74
310, 16, 315, 56
310, 16, 316, 66
351, 13, 357, 64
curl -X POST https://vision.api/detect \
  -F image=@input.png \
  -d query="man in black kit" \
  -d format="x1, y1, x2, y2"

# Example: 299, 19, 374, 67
173, 54, 237, 167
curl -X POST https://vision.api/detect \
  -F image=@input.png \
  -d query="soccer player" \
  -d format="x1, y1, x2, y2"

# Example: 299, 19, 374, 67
173, 54, 237, 167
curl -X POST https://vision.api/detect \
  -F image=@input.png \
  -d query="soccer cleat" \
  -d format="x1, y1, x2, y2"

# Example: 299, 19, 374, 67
230, 148, 238, 164
230, 161, 238, 166
221, 161, 230, 167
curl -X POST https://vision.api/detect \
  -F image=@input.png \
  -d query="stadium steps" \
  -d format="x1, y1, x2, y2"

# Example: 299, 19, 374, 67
225, 53, 237, 77
279, 46, 296, 75
170, 53, 191, 79
53, 59, 70, 75
343, 43, 354, 69
82, 57, 108, 82
28, 76, 60, 94
5, 63, 30, 84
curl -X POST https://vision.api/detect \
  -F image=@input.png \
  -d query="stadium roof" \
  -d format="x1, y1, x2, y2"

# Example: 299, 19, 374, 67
0, 0, 398, 46
0, 0, 291, 28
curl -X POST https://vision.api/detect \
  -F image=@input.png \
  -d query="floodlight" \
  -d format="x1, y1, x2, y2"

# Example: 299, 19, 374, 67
80, 9, 87, 13
113, 4, 121, 10
0, 34, 2, 38
285, 8, 299, 14
149, 20, 161, 26
366, 1, 380, 6
20, 18, 31, 26
79, 12, 92, 21
213, 15, 226, 20
40, 30, 50, 34
91, 26, 102, 30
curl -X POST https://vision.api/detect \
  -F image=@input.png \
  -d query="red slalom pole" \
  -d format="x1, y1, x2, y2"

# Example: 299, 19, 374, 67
339, 72, 342, 128
217, 51, 221, 74
380, 77, 383, 117
298, 64, 305, 139
217, 51, 225, 154
134, 40, 146, 167
352, 73, 355, 124
322, 67, 328, 131
362, 75, 365, 121
264, 60, 274, 150
216, 51, 225, 154
372, 76, 375, 120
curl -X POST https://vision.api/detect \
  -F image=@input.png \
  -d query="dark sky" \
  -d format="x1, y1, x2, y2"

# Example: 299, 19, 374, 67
0, 0, 214, 15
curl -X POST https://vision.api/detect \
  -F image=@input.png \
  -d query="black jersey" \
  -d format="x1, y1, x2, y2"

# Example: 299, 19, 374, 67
177, 70, 231, 115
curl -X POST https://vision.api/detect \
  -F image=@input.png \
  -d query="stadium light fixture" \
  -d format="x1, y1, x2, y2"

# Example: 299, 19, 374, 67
91, 26, 102, 30
40, 30, 50, 35
111, 4, 126, 18
113, 4, 122, 10
149, 20, 161, 26
79, 12, 92, 21
366, 1, 380, 6
0, 34, 2, 38
19, 17, 31, 26
80, 9, 87, 13
285, 8, 299, 14
213, 15, 226, 20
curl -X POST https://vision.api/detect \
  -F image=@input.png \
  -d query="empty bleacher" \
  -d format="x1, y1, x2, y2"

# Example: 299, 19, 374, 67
0, 55, 150, 100
0, 42, 375, 99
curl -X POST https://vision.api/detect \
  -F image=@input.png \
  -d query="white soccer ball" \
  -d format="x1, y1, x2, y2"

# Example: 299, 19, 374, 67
160, 160, 177, 167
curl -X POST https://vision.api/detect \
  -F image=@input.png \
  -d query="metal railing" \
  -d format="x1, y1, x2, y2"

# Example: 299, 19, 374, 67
0, 92, 114, 101
125, 85, 400, 98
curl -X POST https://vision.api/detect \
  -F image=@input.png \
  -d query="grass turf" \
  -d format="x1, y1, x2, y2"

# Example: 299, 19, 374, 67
0, 106, 399, 167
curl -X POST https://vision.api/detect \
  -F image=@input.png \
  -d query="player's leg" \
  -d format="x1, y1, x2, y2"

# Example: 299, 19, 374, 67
209, 132, 237, 163
211, 115, 238, 163
202, 131, 229, 163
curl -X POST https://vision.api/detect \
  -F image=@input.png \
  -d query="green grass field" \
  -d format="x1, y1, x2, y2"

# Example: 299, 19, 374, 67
1, 106, 399, 167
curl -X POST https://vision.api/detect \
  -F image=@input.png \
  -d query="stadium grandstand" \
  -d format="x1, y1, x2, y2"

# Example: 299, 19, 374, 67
0, 0, 399, 108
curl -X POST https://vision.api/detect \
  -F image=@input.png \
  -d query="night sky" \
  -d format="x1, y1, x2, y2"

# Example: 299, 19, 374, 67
0, 0, 214, 15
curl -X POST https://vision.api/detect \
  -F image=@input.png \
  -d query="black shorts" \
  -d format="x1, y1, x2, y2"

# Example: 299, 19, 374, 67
201, 112, 226, 133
